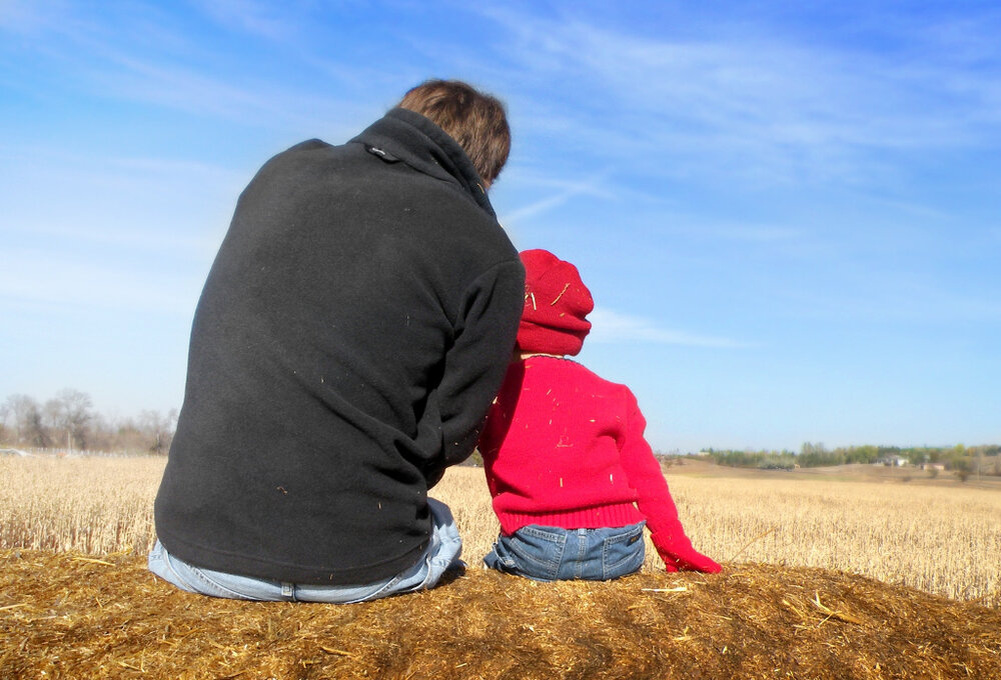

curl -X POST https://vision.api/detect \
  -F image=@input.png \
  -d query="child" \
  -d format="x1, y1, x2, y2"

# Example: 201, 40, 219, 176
478, 249, 721, 581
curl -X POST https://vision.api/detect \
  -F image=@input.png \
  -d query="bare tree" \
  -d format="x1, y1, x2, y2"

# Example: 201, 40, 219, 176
0, 400, 9, 442
4, 394, 44, 445
4, 390, 180, 453
24, 401, 50, 447
139, 408, 178, 454
43, 398, 66, 445
55, 388, 94, 450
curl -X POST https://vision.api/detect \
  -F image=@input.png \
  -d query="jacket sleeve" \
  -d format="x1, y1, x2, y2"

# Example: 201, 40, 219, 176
417, 259, 524, 487
617, 389, 722, 573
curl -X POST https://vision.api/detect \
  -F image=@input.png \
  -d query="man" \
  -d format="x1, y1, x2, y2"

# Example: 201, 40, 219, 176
150, 80, 525, 603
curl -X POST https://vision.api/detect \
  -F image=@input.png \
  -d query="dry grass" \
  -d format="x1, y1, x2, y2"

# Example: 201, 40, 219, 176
0, 456, 162, 555
373, 465, 1001, 608
3, 455, 1001, 678
3, 549, 1000, 680
1, 456, 999, 607
664, 474, 1001, 606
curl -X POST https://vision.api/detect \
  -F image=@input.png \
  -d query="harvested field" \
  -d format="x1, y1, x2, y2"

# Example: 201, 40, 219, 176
3, 456, 999, 606
2, 455, 1001, 678
2, 549, 1000, 679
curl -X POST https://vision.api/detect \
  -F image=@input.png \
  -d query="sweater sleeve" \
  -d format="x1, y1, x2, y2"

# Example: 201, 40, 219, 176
416, 259, 524, 487
617, 389, 722, 573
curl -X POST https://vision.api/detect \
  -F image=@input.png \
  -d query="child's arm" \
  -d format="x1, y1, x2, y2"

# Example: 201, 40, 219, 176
617, 390, 722, 573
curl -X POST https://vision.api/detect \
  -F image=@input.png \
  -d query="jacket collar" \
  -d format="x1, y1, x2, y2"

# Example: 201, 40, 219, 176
350, 108, 496, 218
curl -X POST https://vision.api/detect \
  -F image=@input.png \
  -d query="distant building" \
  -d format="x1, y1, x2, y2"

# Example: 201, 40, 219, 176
878, 455, 909, 467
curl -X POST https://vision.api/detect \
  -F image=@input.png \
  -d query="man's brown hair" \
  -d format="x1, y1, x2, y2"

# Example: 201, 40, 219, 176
398, 79, 510, 186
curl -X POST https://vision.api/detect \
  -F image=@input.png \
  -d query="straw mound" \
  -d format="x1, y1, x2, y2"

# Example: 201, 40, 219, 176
2, 550, 998, 679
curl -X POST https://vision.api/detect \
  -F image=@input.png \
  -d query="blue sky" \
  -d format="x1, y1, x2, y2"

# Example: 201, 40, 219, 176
2, 1, 999, 452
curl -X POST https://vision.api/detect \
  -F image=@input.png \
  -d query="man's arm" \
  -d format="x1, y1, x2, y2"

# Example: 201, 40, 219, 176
417, 259, 524, 486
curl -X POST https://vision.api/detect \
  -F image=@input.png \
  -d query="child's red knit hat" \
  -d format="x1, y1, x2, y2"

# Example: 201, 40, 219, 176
517, 249, 593, 356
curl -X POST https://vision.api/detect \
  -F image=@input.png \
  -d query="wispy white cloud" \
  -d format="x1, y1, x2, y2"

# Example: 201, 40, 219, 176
587, 308, 745, 348
0, 0, 70, 33
82, 49, 365, 132
189, 0, 299, 41
0, 1, 372, 135
500, 173, 614, 225
5, 220, 222, 261
473, 4, 1001, 188
2, 148, 242, 258
1, 148, 246, 195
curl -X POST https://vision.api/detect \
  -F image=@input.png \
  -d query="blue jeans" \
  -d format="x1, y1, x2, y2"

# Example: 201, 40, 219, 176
148, 498, 463, 603
483, 522, 645, 582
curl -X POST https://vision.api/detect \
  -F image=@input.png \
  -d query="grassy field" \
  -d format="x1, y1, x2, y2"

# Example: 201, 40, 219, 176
1, 454, 998, 607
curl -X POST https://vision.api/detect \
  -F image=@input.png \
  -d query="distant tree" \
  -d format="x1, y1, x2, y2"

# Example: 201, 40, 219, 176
24, 401, 50, 447
845, 445, 879, 465
0, 401, 9, 443
139, 409, 177, 455
799, 442, 837, 467
4, 394, 37, 443
903, 448, 929, 466
43, 398, 67, 446
954, 463, 971, 483
0, 391, 98, 449
55, 389, 94, 450
949, 446, 972, 483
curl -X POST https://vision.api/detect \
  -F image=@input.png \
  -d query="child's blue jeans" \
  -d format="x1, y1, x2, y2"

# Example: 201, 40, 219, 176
483, 522, 645, 581
148, 498, 463, 603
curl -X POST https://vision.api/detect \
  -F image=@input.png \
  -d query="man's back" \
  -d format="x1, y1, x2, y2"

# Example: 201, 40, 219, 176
154, 109, 523, 585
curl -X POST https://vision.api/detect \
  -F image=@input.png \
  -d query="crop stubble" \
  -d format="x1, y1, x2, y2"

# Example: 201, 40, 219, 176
1, 456, 998, 607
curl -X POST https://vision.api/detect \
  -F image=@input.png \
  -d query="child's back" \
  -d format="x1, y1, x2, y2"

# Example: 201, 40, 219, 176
478, 249, 721, 580
482, 356, 669, 537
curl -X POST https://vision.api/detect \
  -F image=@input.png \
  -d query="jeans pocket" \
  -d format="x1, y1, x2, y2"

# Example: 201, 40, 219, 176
601, 523, 646, 579
483, 544, 518, 572
512, 528, 566, 575
486, 527, 566, 581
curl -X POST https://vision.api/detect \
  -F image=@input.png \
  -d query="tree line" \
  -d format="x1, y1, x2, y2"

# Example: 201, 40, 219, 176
1, 390, 176, 455
694, 441, 1001, 479
4, 391, 998, 475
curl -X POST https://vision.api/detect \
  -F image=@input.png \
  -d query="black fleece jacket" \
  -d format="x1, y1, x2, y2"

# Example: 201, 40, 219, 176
153, 108, 524, 585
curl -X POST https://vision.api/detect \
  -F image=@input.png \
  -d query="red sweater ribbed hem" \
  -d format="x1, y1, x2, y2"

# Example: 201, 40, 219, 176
496, 502, 644, 536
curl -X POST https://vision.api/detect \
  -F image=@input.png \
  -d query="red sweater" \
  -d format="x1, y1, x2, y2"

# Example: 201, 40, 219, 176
479, 356, 719, 572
